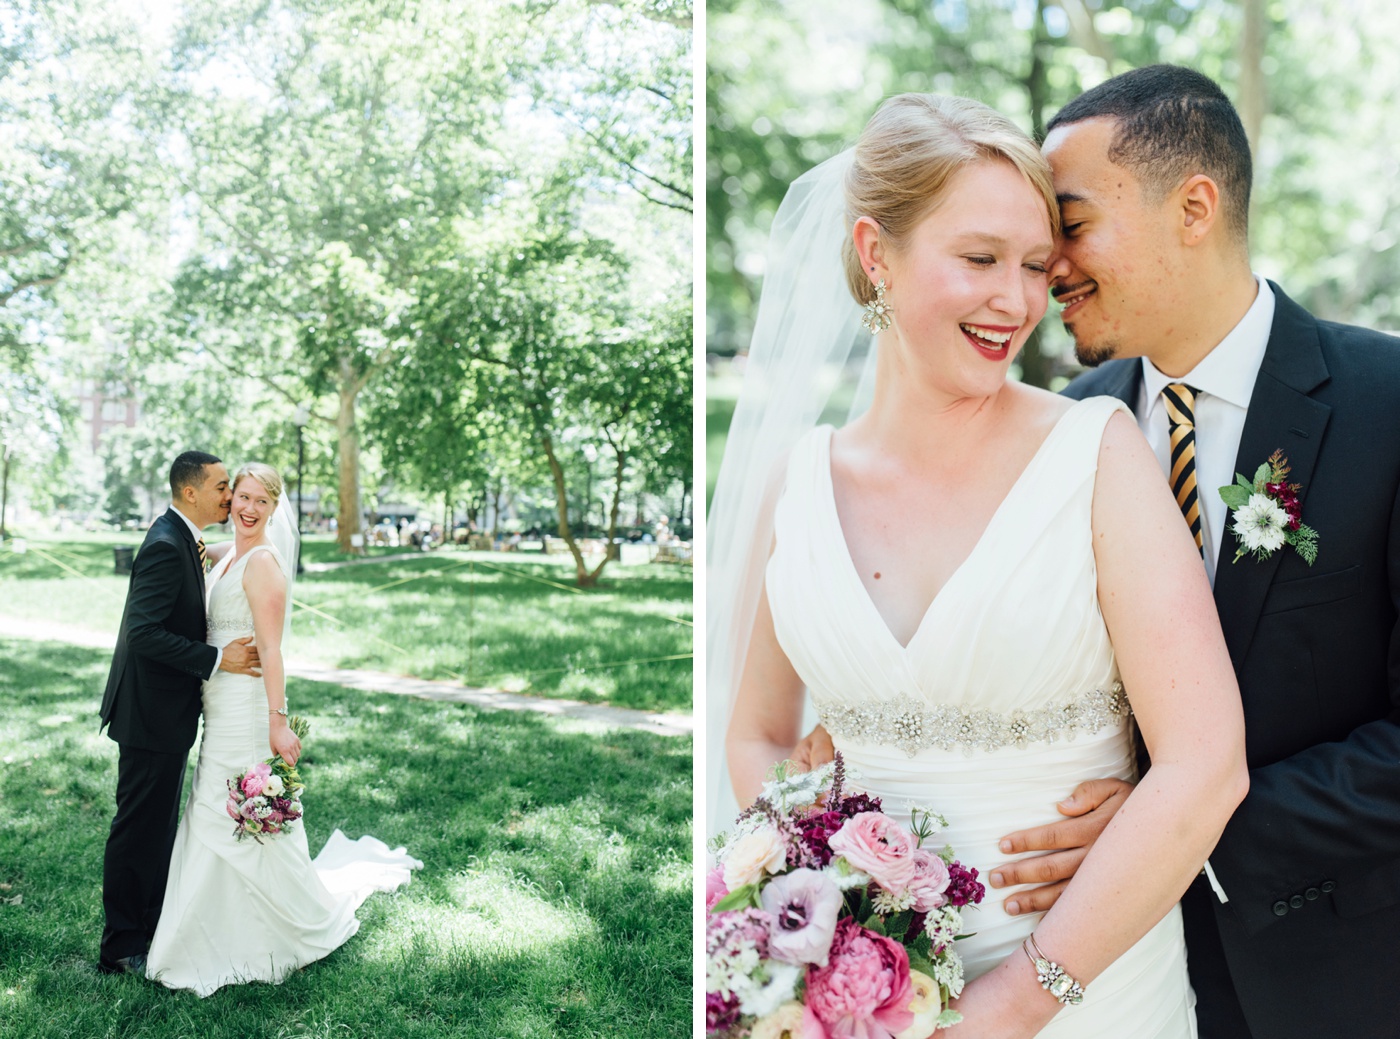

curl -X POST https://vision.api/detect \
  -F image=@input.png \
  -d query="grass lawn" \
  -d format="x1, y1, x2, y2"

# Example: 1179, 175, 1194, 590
0, 639, 691, 1039
0, 533, 692, 714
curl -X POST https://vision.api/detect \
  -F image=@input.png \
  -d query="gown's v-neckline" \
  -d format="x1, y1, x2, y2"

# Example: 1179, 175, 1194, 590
821, 399, 1091, 654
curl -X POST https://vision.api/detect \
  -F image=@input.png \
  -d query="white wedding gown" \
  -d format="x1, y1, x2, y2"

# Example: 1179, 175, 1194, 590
146, 543, 422, 996
767, 397, 1195, 1038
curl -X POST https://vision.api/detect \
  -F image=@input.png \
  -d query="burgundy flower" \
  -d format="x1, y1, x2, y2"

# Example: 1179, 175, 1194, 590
797, 810, 847, 867
837, 793, 882, 818
944, 861, 986, 908
706, 990, 742, 1034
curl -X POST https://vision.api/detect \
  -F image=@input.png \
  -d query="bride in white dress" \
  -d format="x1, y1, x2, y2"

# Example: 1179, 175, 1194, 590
146, 463, 421, 996
713, 95, 1249, 1037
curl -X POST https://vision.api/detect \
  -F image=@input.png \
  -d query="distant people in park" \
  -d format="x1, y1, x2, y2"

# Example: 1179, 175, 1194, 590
99, 452, 420, 993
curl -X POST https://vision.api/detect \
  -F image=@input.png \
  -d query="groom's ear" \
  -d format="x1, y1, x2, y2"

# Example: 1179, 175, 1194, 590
1176, 174, 1222, 247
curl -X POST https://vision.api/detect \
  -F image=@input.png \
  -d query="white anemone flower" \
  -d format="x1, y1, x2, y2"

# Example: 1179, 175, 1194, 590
1232, 493, 1289, 553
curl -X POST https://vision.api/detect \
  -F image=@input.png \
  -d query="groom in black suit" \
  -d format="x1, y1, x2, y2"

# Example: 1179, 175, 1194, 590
97, 451, 260, 974
1023, 65, 1400, 1039
795, 65, 1400, 1039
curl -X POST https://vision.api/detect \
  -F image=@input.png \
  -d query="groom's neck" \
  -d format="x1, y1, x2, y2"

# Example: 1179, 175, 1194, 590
170, 501, 201, 529
1140, 259, 1259, 379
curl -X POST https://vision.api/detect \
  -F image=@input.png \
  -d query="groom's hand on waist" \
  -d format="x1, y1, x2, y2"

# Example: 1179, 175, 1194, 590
791, 724, 835, 772
218, 637, 262, 677
990, 777, 1133, 915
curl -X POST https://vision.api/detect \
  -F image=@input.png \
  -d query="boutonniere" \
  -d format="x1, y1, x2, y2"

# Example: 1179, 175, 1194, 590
1218, 450, 1318, 565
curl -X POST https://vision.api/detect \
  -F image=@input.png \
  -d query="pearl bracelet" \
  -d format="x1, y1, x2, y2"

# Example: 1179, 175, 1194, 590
1023, 934, 1085, 1005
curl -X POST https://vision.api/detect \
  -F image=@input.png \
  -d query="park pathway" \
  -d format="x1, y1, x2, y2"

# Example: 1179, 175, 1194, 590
3, 617, 692, 738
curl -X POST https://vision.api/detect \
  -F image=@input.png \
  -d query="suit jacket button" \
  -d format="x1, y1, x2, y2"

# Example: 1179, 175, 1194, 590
1305, 887, 1320, 901
1321, 880, 1336, 893
1272, 900, 1289, 916
1288, 894, 1305, 909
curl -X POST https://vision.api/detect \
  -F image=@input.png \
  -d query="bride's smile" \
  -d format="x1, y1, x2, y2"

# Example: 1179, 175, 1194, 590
855, 157, 1053, 404
232, 480, 274, 538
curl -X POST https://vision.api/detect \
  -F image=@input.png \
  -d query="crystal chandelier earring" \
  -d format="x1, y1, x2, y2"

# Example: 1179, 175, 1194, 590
861, 279, 892, 334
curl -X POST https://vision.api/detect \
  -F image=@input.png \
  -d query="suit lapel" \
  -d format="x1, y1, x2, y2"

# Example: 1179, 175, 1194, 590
1096, 359, 1142, 408
1211, 285, 1331, 666
164, 510, 206, 590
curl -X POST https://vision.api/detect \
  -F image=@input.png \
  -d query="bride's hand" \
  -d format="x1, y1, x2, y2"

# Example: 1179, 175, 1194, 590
269, 717, 301, 766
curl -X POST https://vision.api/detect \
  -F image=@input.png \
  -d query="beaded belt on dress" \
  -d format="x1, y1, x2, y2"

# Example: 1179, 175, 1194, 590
816, 682, 1130, 757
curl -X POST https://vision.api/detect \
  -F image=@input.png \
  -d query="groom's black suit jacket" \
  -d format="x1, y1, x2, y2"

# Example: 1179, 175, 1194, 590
1065, 283, 1400, 1039
99, 510, 218, 753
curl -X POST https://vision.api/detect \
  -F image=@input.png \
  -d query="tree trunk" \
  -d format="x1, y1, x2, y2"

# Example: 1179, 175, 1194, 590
588, 446, 626, 584
1016, 0, 1055, 391
335, 367, 364, 554
539, 430, 593, 586
0, 449, 9, 539
1238, 0, 1268, 165
1052, 0, 1117, 71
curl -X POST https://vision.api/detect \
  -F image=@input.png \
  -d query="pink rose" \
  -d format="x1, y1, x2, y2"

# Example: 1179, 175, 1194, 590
827, 813, 917, 893
805, 917, 914, 1039
907, 850, 950, 913
240, 762, 272, 798
706, 866, 730, 911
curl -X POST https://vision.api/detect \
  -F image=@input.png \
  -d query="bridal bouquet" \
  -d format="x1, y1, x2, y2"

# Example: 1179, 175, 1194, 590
707, 754, 985, 1039
225, 716, 309, 844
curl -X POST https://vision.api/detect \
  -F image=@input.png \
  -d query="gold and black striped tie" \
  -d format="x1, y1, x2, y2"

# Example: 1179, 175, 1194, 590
1163, 383, 1204, 556
196, 537, 208, 572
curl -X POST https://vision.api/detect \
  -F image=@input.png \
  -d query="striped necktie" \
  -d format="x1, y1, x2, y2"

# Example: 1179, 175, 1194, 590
1163, 383, 1204, 557
196, 537, 208, 572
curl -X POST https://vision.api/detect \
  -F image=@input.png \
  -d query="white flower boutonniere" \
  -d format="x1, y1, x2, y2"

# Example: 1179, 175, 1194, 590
1218, 450, 1319, 565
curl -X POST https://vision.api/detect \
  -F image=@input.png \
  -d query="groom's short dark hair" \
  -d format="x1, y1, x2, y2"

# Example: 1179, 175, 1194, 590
170, 451, 222, 496
1047, 64, 1252, 242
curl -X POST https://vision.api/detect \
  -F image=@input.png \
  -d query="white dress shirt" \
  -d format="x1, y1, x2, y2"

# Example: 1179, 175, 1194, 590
1136, 276, 1275, 588
1132, 276, 1275, 904
166, 504, 222, 676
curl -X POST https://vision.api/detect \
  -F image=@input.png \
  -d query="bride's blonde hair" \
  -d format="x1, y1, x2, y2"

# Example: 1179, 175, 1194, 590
231, 462, 284, 504
842, 94, 1059, 306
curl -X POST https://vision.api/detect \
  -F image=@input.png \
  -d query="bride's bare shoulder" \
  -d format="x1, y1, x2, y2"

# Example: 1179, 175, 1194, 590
1003, 381, 1077, 435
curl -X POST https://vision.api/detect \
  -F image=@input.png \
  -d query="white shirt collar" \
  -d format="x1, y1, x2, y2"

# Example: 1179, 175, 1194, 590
1140, 276, 1275, 410
166, 503, 207, 543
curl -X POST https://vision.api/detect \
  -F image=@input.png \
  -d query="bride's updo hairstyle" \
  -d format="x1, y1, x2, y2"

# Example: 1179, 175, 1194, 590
232, 462, 284, 504
842, 94, 1060, 306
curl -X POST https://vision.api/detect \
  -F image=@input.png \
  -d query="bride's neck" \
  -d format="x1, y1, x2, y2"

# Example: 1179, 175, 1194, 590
858, 372, 1009, 460
232, 531, 269, 556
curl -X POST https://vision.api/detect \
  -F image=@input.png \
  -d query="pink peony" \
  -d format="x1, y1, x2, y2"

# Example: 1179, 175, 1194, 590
827, 813, 917, 893
805, 917, 914, 1039
907, 850, 950, 913
706, 866, 730, 911
240, 762, 272, 798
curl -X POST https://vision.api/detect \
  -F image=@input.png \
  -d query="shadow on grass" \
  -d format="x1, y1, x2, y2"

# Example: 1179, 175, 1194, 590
0, 640, 691, 1039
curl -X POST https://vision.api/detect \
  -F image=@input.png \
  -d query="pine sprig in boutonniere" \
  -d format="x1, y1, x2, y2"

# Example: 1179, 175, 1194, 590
1219, 450, 1318, 565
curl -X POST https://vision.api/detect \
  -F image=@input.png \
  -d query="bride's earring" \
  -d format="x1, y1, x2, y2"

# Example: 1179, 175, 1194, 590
861, 279, 892, 334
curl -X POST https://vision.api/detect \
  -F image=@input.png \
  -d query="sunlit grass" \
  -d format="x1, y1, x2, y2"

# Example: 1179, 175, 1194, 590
0, 639, 691, 1039
0, 534, 693, 712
